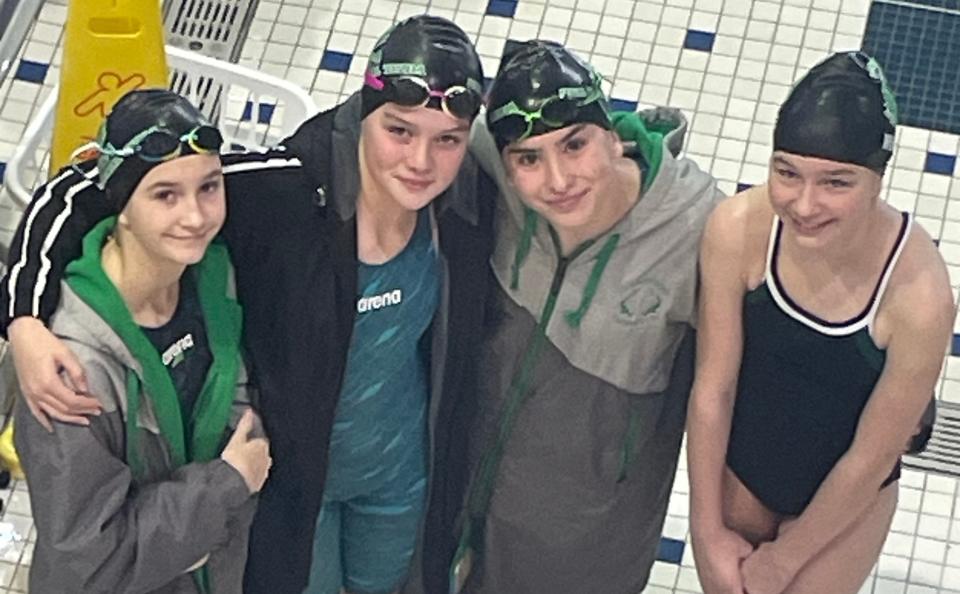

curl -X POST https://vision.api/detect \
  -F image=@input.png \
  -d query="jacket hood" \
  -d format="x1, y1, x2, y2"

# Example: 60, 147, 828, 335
472, 106, 712, 282
470, 107, 721, 393
51, 232, 139, 375
60, 217, 243, 468
51, 283, 139, 372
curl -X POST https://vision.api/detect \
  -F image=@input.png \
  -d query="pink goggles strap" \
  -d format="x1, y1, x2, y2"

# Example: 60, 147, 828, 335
364, 71, 457, 97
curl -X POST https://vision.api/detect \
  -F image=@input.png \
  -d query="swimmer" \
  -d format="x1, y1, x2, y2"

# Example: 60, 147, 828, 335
454, 40, 723, 594
687, 51, 954, 594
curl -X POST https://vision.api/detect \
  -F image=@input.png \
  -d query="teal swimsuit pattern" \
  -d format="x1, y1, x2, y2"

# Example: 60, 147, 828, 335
307, 210, 439, 594
326, 209, 438, 495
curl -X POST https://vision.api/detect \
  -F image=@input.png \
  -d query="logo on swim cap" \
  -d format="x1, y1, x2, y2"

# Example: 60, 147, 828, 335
371, 61, 429, 78
856, 54, 899, 127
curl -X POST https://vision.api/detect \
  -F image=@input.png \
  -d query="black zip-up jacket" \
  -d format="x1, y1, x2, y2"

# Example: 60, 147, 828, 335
1, 93, 495, 593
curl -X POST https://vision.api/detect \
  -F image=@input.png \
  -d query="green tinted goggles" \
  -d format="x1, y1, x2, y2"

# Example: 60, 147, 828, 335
94, 124, 224, 189
488, 83, 607, 144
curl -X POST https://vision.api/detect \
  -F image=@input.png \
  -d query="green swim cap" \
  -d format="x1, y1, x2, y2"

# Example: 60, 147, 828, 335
774, 51, 898, 173
487, 40, 611, 152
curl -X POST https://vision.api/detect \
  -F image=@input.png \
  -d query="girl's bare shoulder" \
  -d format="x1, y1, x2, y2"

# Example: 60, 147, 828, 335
703, 185, 773, 276
883, 219, 955, 335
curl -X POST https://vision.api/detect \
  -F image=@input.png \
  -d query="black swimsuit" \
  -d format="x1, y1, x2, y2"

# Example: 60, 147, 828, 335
726, 212, 911, 516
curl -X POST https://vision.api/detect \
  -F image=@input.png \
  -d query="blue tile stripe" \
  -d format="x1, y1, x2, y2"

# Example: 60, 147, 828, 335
951, 334, 960, 357
241, 101, 276, 125
487, 0, 518, 18
609, 98, 638, 112
657, 536, 685, 564
0, 162, 6, 183
736, 182, 753, 193
14, 59, 49, 84
320, 50, 353, 73
924, 152, 956, 176
683, 30, 716, 52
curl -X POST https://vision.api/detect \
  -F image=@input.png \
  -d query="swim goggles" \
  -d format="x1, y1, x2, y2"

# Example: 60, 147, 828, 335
90, 124, 224, 188
364, 64, 483, 120
488, 82, 607, 144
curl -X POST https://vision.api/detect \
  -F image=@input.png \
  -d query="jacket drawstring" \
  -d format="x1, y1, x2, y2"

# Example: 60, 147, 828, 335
565, 233, 620, 328
510, 207, 538, 290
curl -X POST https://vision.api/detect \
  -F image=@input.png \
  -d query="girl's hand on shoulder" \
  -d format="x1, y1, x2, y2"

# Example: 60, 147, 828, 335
8, 317, 101, 431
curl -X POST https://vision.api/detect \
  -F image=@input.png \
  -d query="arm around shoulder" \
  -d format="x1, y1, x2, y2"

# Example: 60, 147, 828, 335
6, 315, 101, 430
218, 147, 314, 260
15, 341, 252, 593
1, 165, 113, 332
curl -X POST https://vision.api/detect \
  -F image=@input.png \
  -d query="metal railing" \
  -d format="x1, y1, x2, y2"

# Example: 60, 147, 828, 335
0, 0, 43, 85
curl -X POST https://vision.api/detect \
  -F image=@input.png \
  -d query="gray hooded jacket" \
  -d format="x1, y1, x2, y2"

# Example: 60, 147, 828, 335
461, 110, 722, 594
15, 281, 256, 594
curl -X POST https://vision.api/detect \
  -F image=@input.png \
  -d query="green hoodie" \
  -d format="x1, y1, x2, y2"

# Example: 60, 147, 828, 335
63, 216, 244, 594
66, 216, 242, 475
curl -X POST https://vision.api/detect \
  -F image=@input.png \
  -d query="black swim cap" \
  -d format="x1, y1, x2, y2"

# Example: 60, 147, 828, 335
360, 15, 483, 120
96, 89, 220, 210
774, 51, 898, 173
487, 40, 611, 152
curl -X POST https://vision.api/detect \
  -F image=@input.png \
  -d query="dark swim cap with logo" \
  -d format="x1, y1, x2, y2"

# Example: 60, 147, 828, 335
360, 15, 484, 120
96, 89, 221, 210
487, 40, 611, 152
774, 51, 898, 173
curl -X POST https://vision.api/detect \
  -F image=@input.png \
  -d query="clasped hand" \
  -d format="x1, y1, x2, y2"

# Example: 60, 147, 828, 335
741, 542, 800, 594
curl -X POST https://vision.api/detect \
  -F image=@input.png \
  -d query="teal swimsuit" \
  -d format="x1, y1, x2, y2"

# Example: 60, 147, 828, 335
308, 210, 440, 594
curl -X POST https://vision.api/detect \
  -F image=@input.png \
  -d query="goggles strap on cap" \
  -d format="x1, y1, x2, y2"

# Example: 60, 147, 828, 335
95, 124, 223, 189
489, 83, 606, 143
364, 66, 482, 119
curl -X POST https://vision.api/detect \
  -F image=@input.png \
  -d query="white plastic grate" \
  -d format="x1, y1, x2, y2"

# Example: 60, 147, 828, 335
904, 401, 960, 478
163, 0, 258, 61
163, 0, 260, 122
